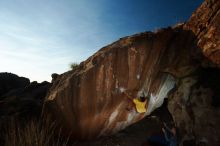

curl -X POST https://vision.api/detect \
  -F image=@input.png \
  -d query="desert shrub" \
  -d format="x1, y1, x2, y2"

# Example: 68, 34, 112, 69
69, 63, 79, 71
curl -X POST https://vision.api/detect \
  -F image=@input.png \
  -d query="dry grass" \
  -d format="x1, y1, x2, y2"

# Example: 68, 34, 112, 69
3, 117, 71, 146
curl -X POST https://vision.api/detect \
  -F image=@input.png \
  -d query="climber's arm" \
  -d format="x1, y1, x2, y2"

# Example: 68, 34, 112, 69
123, 92, 133, 101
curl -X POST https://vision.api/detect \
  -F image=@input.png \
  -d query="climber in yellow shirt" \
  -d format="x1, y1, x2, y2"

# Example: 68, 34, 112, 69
123, 92, 148, 113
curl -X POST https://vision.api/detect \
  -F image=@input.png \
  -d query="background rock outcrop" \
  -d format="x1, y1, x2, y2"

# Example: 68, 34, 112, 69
0, 73, 30, 97
0, 81, 50, 117
184, 0, 220, 66
0, 73, 51, 130
0, 73, 52, 145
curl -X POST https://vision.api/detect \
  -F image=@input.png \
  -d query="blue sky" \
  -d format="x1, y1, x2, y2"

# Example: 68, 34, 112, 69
0, 0, 203, 82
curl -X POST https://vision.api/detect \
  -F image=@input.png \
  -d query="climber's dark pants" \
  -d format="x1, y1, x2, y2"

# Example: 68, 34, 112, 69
147, 135, 169, 146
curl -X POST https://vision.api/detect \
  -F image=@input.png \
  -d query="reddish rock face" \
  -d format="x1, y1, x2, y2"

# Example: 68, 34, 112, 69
45, 0, 220, 141
184, 0, 220, 66
45, 27, 201, 139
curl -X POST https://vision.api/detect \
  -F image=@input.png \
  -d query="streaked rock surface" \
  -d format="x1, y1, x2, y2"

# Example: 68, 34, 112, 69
45, 0, 220, 142
45, 26, 200, 139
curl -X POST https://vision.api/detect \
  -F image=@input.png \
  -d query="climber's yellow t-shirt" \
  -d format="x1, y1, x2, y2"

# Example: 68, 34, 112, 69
132, 98, 147, 113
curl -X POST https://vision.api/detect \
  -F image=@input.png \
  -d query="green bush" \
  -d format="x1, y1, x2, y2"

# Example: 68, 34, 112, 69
69, 63, 79, 71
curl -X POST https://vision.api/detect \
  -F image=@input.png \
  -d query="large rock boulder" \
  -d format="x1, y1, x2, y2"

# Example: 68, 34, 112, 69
45, 27, 202, 139
45, 0, 220, 142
